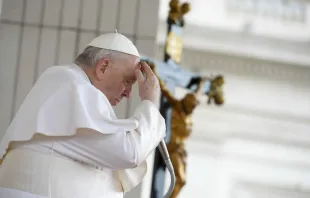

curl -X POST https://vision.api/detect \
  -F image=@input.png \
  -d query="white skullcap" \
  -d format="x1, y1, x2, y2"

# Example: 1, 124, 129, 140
87, 30, 140, 58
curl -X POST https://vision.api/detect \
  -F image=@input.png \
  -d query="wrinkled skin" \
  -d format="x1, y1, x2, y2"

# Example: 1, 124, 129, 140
82, 54, 140, 106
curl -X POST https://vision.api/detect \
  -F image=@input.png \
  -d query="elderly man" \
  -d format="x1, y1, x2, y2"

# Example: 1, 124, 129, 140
0, 32, 166, 198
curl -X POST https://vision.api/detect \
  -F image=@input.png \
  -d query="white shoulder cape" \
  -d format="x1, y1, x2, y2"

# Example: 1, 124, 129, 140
0, 65, 158, 192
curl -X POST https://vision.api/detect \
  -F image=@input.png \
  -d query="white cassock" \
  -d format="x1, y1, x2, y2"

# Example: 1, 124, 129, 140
0, 64, 166, 198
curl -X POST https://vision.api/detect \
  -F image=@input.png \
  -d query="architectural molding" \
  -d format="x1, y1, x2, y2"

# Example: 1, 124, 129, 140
186, 138, 221, 157
155, 19, 310, 84
155, 45, 310, 84
172, 85, 310, 149
187, 138, 310, 172
190, 103, 310, 146
187, 131, 310, 170
233, 180, 310, 198
156, 20, 310, 67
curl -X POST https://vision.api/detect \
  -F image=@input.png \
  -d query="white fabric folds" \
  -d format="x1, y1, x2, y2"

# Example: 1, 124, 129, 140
0, 65, 166, 193
0, 149, 123, 198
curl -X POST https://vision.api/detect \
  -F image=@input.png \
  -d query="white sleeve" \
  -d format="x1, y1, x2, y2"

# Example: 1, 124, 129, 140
31, 81, 166, 170
57, 100, 166, 170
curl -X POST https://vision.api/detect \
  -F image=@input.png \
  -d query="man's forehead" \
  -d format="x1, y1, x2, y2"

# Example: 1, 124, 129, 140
130, 59, 141, 74
124, 55, 139, 66
122, 56, 139, 79
133, 58, 141, 68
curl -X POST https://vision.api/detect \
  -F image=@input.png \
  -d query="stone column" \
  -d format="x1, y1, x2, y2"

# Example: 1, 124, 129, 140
0, 0, 160, 197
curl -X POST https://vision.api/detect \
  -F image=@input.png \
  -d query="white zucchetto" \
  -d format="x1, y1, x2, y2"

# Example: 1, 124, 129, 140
87, 30, 140, 58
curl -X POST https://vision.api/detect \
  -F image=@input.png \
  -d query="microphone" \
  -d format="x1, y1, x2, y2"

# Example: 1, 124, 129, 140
158, 139, 176, 198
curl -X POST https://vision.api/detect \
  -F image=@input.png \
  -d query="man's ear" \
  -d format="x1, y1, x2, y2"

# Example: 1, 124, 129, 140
95, 58, 109, 80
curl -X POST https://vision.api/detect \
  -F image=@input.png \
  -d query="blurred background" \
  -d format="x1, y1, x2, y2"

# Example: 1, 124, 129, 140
0, 0, 310, 198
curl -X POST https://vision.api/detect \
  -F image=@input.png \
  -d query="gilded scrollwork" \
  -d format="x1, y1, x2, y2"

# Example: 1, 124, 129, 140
207, 75, 224, 105
168, 0, 190, 26
146, 60, 207, 197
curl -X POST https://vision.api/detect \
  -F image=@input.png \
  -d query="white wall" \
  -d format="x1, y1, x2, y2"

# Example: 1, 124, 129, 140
178, 138, 310, 198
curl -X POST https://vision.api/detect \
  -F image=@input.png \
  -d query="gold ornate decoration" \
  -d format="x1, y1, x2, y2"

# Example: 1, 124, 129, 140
168, 0, 190, 26
147, 60, 206, 198
145, 59, 225, 197
165, 0, 190, 64
160, 77, 205, 198
166, 31, 183, 63
207, 75, 224, 105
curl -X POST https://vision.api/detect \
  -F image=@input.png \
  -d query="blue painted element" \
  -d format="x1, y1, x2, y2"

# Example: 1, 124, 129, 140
141, 55, 211, 93
170, 25, 183, 36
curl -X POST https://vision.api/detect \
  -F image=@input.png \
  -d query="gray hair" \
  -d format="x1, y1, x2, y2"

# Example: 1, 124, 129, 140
75, 46, 129, 67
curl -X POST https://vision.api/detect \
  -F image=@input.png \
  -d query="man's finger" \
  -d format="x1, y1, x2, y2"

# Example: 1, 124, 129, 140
141, 61, 154, 75
135, 69, 144, 84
